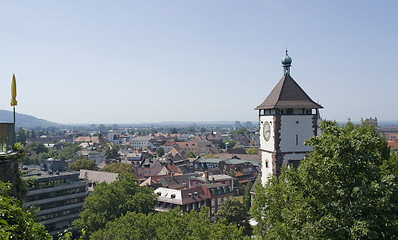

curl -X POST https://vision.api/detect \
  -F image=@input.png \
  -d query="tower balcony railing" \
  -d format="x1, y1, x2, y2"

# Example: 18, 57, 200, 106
0, 123, 15, 153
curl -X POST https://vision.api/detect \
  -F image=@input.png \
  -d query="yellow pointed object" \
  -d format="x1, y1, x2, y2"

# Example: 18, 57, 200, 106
10, 74, 17, 106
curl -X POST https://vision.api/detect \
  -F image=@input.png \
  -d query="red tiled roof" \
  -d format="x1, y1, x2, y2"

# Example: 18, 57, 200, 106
176, 141, 198, 149
388, 141, 398, 150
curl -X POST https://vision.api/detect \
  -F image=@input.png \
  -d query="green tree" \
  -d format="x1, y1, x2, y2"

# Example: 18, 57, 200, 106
170, 127, 178, 134
105, 144, 120, 160
0, 181, 51, 240
245, 148, 257, 155
98, 124, 106, 131
222, 140, 236, 149
59, 143, 82, 160
243, 181, 253, 211
74, 173, 156, 235
90, 208, 247, 240
26, 142, 48, 154
251, 120, 398, 239
231, 128, 251, 135
27, 129, 37, 139
215, 198, 252, 236
149, 128, 158, 134
57, 227, 86, 240
16, 127, 27, 145
68, 158, 96, 171
100, 162, 134, 173
186, 151, 197, 158
156, 147, 165, 157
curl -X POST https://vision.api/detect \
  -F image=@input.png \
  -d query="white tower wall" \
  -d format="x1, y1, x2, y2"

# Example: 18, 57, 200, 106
261, 151, 273, 184
279, 115, 314, 152
259, 115, 275, 151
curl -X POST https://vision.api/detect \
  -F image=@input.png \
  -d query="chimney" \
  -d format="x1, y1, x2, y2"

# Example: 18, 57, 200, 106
204, 170, 209, 181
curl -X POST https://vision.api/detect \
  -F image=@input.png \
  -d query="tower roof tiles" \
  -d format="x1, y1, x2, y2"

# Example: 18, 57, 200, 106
255, 73, 322, 110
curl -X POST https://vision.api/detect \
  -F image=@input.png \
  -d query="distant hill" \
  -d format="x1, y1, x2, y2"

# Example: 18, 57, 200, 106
0, 110, 61, 129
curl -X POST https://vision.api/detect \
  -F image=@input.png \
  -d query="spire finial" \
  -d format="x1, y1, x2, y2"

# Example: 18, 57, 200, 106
11, 74, 17, 107
281, 50, 292, 75
10, 73, 17, 125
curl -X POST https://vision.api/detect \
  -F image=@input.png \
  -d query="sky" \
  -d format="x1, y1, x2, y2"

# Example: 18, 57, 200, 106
0, 0, 397, 124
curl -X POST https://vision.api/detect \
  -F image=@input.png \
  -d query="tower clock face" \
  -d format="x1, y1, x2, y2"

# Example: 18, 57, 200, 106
263, 121, 271, 142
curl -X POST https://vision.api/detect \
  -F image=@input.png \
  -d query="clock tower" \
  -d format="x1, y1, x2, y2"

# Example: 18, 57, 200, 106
256, 51, 322, 185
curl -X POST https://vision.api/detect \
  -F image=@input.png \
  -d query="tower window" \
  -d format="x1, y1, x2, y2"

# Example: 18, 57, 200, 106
296, 135, 299, 145
265, 161, 269, 168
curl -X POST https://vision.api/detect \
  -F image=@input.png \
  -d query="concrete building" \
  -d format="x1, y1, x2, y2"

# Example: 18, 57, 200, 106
23, 169, 88, 236
130, 136, 155, 149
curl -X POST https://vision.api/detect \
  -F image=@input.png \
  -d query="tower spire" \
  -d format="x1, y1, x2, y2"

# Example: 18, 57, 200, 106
10, 74, 17, 125
281, 50, 292, 75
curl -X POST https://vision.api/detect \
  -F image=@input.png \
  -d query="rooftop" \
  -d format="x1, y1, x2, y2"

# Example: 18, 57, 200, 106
196, 158, 259, 166
255, 73, 322, 110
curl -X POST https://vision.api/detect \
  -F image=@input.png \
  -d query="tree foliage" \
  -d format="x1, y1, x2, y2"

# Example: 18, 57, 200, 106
170, 127, 178, 134
105, 144, 120, 160
215, 198, 252, 236
246, 148, 257, 155
74, 173, 157, 235
222, 140, 236, 149
251, 120, 398, 239
26, 142, 48, 154
59, 143, 82, 160
243, 181, 253, 212
231, 128, 251, 135
156, 147, 165, 157
21, 142, 81, 165
90, 208, 248, 240
68, 158, 96, 171
0, 181, 51, 240
16, 127, 27, 145
100, 162, 134, 173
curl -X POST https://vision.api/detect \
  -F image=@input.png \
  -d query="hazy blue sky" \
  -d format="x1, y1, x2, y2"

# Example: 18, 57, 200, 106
0, 0, 397, 124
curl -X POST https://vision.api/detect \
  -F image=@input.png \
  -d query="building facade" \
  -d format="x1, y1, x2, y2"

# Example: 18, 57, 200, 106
154, 183, 234, 217
23, 169, 88, 236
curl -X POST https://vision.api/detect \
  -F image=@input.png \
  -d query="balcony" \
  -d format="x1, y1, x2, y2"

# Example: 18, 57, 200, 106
0, 123, 15, 154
